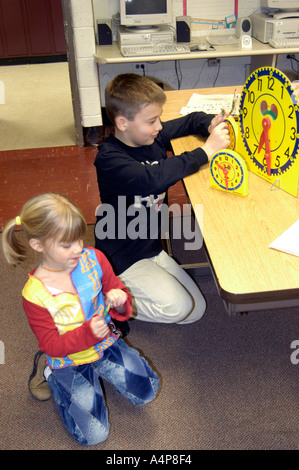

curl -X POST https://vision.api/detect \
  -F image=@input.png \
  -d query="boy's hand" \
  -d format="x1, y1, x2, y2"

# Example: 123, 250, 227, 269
90, 314, 110, 338
202, 121, 230, 160
208, 109, 230, 134
105, 289, 128, 313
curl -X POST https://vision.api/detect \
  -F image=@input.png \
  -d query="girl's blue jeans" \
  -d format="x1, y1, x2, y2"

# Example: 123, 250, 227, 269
46, 338, 159, 446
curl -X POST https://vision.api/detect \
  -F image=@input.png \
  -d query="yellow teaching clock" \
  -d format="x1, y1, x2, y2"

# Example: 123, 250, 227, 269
225, 116, 239, 151
238, 67, 299, 197
210, 149, 248, 196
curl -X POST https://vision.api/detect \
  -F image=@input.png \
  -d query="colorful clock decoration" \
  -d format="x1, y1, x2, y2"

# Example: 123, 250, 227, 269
210, 149, 248, 196
238, 66, 299, 197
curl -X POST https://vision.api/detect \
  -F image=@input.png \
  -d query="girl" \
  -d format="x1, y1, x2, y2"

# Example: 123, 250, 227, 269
2, 192, 159, 446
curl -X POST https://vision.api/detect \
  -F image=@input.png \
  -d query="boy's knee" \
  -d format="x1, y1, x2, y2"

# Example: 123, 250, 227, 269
160, 288, 206, 324
161, 290, 193, 323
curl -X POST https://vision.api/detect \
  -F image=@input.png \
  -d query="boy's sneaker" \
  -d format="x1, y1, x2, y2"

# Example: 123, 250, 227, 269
28, 351, 52, 401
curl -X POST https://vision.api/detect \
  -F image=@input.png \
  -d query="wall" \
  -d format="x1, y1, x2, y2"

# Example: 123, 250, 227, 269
69, 0, 101, 129
92, 0, 298, 106
93, 0, 249, 103
69, 0, 298, 129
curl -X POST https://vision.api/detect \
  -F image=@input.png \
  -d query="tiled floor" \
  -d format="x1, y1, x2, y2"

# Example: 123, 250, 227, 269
0, 142, 189, 235
0, 145, 99, 231
0, 57, 188, 231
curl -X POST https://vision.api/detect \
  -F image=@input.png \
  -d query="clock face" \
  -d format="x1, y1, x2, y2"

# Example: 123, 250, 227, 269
239, 67, 299, 179
210, 150, 248, 195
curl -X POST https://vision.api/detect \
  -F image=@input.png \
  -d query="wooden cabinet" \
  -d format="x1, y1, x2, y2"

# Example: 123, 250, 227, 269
0, 0, 66, 58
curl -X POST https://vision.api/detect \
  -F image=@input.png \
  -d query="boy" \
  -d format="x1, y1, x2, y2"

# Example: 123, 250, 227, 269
94, 73, 230, 325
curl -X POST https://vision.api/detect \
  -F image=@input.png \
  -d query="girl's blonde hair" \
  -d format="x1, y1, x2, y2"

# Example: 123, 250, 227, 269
2, 193, 86, 266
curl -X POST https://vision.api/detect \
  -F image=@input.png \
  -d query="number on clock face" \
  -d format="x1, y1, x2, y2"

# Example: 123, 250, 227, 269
239, 67, 299, 176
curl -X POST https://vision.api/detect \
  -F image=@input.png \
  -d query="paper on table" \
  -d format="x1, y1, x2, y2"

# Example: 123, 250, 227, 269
268, 219, 299, 257
180, 92, 240, 115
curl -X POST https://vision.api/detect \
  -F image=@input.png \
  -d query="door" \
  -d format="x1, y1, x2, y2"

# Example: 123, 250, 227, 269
0, 0, 66, 58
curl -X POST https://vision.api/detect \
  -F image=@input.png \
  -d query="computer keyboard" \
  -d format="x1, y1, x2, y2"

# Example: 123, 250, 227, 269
120, 43, 190, 57
268, 38, 299, 48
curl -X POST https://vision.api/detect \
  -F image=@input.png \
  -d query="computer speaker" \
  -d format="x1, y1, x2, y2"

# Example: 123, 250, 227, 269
176, 16, 191, 43
235, 17, 252, 38
97, 20, 112, 46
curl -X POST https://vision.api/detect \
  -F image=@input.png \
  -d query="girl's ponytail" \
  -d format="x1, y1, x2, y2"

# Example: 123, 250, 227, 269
2, 217, 27, 266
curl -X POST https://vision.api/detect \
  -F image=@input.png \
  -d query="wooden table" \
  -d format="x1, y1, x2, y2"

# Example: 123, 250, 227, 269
162, 87, 299, 314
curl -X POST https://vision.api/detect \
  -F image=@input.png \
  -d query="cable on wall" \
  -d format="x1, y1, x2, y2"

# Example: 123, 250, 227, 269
175, 60, 183, 89
212, 59, 221, 86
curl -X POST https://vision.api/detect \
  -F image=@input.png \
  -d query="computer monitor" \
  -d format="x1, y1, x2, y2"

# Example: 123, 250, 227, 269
261, 0, 299, 10
119, 0, 173, 30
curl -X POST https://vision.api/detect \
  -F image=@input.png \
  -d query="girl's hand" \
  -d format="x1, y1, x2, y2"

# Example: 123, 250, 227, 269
105, 289, 128, 313
90, 314, 110, 338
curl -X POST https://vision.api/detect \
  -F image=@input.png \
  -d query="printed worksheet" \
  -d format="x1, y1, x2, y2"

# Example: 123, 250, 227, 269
180, 92, 240, 115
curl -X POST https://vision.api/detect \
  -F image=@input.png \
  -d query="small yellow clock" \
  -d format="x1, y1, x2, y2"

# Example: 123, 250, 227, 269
210, 149, 248, 196
238, 67, 299, 197
225, 116, 239, 151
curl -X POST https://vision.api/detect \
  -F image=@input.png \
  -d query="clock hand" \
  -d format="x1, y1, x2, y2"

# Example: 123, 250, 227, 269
216, 162, 225, 171
258, 117, 272, 176
216, 162, 229, 190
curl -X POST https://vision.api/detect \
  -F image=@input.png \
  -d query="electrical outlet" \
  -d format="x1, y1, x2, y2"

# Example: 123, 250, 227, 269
135, 64, 145, 70
208, 58, 220, 67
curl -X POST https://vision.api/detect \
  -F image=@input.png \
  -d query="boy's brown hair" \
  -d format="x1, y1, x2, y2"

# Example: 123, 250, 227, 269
105, 73, 166, 123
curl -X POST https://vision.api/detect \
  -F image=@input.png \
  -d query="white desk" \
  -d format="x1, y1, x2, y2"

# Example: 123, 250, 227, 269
94, 37, 298, 67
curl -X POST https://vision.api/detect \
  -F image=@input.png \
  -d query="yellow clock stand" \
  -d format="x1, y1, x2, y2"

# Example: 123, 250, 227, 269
238, 66, 299, 197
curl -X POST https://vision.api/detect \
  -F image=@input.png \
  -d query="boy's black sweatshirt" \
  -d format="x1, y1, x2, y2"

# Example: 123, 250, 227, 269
94, 112, 213, 275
